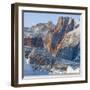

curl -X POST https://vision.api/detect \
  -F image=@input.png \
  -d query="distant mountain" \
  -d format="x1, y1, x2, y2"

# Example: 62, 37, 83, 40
24, 21, 55, 47
24, 21, 55, 38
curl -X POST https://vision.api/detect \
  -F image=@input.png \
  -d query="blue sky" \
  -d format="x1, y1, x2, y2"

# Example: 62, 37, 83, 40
23, 12, 80, 27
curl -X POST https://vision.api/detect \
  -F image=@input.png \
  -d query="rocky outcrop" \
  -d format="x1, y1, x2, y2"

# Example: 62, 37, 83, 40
46, 17, 77, 56
56, 43, 80, 61
61, 26, 80, 49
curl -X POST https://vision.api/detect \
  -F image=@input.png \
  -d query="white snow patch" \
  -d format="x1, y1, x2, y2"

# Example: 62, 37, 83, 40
25, 58, 30, 64
48, 66, 80, 75
67, 66, 80, 73
49, 68, 64, 75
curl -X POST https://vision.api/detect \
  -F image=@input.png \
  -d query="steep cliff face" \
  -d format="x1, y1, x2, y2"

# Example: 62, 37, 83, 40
46, 17, 79, 56
61, 27, 80, 49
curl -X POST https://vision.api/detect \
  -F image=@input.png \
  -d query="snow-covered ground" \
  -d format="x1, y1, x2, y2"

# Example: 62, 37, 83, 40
24, 58, 49, 76
24, 46, 80, 76
49, 66, 80, 75
24, 58, 80, 76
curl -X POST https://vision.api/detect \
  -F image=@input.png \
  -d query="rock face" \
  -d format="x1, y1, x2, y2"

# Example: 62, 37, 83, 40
61, 27, 80, 48
46, 17, 79, 56
24, 22, 55, 48
24, 16, 80, 74
56, 43, 80, 61
24, 22, 55, 38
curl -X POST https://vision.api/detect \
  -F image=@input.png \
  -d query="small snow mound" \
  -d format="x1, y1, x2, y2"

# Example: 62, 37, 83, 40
25, 58, 30, 64
67, 66, 80, 73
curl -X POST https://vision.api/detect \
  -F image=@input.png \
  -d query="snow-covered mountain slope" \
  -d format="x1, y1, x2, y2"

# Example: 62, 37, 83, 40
61, 26, 80, 49
24, 22, 55, 38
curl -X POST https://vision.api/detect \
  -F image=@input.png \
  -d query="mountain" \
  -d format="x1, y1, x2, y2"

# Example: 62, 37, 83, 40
24, 21, 55, 38
24, 16, 80, 74
61, 26, 80, 49
44, 17, 79, 56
